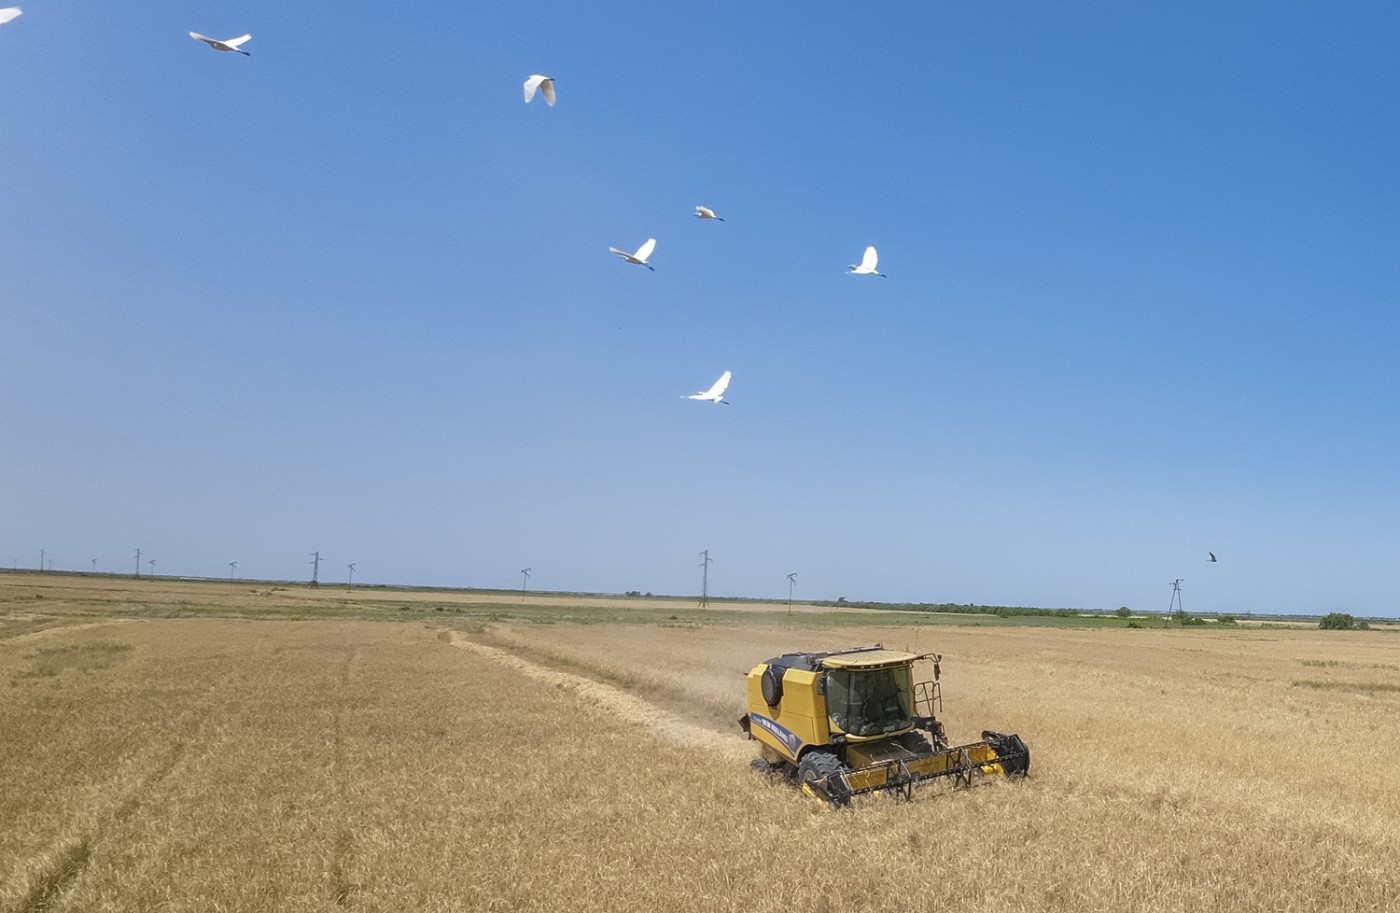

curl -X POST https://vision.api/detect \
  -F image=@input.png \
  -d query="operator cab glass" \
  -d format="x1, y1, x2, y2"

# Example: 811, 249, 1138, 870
825, 665, 913, 737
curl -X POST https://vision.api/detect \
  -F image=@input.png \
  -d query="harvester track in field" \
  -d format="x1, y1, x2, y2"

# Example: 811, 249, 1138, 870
328, 647, 359, 908
2, 618, 140, 643
13, 736, 192, 913
448, 633, 749, 761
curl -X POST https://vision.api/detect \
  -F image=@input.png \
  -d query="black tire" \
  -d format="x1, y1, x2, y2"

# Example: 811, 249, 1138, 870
796, 751, 850, 807
760, 666, 784, 706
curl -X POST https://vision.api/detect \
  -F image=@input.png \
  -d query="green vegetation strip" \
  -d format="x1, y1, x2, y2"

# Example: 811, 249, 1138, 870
1292, 679, 1400, 694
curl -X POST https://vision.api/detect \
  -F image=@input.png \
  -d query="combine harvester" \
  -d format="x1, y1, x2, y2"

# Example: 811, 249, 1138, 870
739, 644, 1030, 806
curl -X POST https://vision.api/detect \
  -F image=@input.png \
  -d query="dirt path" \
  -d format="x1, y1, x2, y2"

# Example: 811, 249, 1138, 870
448, 633, 751, 761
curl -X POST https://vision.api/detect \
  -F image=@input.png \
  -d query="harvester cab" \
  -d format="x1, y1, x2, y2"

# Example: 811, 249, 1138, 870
738, 644, 1029, 806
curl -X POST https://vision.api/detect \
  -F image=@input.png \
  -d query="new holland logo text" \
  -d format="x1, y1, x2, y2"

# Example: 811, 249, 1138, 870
750, 713, 802, 755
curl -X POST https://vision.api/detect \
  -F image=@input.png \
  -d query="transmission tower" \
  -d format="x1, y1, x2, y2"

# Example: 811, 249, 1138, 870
310, 551, 321, 584
698, 550, 713, 608
1167, 579, 1184, 618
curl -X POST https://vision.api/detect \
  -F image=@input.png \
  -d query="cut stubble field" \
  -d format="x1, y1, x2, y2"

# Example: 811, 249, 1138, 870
1, 575, 1396, 912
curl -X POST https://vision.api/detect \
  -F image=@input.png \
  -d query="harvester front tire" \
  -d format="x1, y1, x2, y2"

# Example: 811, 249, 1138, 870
797, 752, 850, 807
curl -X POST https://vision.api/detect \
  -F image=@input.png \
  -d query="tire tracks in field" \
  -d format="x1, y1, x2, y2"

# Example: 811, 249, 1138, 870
8, 675, 217, 913
11, 736, 192, 913
447, 633, 750, 761
1, 618, 139, 644
327, 647, 359, 908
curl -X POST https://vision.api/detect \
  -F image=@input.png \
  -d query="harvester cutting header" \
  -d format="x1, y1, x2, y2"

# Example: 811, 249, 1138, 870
739, 644, 1029, 806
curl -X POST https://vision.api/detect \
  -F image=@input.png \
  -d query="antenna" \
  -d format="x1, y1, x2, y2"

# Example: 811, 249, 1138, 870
1167, 579, 1184, 618
787, 573, 798, 615
134, 548, 141, 578
520, 567, 531, 601
347, 563, 356, 589
229, 561, 238, 580
310, 551, 321, 585
699, 550, 713, 608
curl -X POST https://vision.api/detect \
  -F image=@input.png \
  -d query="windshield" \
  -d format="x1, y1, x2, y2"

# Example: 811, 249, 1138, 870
826, 666, 913, 737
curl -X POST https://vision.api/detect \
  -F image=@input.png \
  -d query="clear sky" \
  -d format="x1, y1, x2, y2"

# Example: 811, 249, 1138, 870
2, 3, 1397, 616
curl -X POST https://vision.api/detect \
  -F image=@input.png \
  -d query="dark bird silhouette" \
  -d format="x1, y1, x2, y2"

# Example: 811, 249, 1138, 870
1208, 552, 1217, 562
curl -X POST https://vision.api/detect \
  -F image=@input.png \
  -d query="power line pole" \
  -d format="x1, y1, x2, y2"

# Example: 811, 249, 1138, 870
310, 551, 321, 584
699, 550, 713, 608
1167, 579, 1184, 619
520, 568, 531, 602
787, 573, 797, 615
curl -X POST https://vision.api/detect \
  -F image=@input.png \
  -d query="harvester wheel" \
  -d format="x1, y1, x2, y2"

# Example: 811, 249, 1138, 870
796, 752, 850, 807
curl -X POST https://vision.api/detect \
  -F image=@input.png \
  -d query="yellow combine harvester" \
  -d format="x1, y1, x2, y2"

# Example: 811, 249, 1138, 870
739, 644, 1030, 805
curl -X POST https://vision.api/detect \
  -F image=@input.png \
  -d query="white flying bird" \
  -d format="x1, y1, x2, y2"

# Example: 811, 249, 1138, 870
694, 205, 724, 221
190, 32, 251, 55
847, 245, 886, 277
0, 8, 22, 26
523, 74, 555, 106
684, 371, 731, 405
609, 237, 656, 271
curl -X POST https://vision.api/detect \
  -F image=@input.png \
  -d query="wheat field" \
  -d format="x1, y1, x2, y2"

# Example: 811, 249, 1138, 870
1, 575, 1396, 912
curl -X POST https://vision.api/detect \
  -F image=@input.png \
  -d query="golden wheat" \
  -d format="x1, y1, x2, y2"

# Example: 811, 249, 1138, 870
1, 580, 1396, 912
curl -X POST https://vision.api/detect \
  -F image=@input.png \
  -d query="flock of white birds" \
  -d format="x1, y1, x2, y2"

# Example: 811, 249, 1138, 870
515, 72, 887, 407
0, 8, 892, 408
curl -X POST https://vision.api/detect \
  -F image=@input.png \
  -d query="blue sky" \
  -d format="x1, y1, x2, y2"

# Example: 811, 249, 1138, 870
2, 3, 1397, 616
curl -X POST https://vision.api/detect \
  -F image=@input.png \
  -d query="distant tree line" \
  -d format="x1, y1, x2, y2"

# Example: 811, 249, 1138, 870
825, 600, 1084, 619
